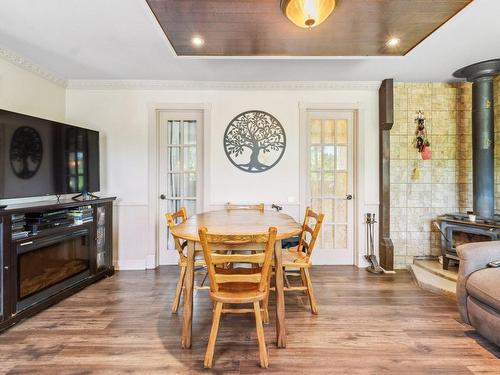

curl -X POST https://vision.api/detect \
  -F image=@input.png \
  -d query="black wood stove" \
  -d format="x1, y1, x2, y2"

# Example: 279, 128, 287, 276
438, 60, 500, 269
438, 213, 500, 269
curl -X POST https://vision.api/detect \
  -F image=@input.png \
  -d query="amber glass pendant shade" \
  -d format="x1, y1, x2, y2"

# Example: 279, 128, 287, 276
281, 0, 336, 29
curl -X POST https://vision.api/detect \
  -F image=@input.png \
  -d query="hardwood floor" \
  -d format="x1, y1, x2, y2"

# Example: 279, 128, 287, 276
0, 266, 498, 374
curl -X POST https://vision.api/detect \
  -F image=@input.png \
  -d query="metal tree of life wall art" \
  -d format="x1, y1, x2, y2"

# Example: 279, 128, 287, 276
223, 110, 286, 173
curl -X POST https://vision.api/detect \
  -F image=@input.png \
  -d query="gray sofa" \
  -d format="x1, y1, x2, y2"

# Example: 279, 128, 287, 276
457, 241, 500, 346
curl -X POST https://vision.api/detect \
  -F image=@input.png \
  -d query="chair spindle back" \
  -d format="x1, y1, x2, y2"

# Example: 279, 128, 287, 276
166, 208, 188, 258
297, 207, 324, 257
198, 227, 277, 293
225, 203, 265, 212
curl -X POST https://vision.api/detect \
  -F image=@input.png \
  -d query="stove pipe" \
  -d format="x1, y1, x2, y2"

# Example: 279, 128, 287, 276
453, 59, 500, 219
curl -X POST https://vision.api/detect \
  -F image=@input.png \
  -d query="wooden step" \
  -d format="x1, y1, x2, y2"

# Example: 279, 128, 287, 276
413, 259, 458, 282
409, 263, 457, 299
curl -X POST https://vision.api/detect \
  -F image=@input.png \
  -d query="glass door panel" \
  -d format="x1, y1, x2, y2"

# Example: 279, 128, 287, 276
159, 111, 203, 257
0, 218, 3, 320
95, 204, 112, 271
165, 119, 198, 213
307, 112, 354, 264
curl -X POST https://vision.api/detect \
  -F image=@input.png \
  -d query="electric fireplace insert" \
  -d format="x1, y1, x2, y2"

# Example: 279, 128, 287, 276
16, 226, 91, 311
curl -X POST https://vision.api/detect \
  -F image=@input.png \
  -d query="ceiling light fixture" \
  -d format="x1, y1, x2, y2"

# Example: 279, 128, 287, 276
386, 37, 400, 47
281, 0, 336, 29
191, 36, 205, 47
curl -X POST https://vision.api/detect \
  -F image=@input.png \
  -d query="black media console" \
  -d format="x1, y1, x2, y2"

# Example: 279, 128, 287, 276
0, 197, 115, 332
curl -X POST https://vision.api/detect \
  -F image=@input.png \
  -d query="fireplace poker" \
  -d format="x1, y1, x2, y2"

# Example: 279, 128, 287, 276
432, 221, 451, 243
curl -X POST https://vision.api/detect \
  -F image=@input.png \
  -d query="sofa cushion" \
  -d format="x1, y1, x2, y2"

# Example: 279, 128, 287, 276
466, 268, 500, 312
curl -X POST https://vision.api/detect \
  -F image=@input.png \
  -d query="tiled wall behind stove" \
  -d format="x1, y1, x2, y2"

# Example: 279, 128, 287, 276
390, 78, 500, 269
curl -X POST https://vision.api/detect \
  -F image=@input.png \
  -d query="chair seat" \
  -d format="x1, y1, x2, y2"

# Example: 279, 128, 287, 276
209, 267, 266, 303
466, 268, 500, 311
273, 248, 310, 268
210, 283, 267, 303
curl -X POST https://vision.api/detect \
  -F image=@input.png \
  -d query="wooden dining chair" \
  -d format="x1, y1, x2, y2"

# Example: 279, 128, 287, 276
225, 202, 265, 212
275, 207, 324, 314
165, 208, 207, 314
198, 226, 277, 369
225, 202, 265, 269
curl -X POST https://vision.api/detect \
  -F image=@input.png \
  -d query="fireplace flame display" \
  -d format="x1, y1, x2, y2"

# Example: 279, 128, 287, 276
16, 229, 90, 309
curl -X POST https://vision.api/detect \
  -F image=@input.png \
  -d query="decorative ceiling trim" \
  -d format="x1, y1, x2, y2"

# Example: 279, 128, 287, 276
0, 46, 67, 88
66, 80, 381, 91
174, 55, 404, 60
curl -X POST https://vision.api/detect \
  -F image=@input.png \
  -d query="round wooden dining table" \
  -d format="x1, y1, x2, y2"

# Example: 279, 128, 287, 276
170, 209, 302, 350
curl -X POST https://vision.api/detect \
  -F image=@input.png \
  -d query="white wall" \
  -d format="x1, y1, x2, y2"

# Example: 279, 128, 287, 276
0, 57, 66, 206
0, 54, 381, 270
0, 58, 65, 122
65, 84, 380, 270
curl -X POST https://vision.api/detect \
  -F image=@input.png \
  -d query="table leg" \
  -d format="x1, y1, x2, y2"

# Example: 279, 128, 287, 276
181, 240, 195, 349
274, 239, 286, 348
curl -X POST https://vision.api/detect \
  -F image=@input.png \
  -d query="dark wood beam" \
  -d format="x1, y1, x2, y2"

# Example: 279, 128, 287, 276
379, 78, 394, 271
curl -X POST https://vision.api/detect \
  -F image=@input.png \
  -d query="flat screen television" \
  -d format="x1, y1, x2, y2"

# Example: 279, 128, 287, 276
0, 109, 100, 199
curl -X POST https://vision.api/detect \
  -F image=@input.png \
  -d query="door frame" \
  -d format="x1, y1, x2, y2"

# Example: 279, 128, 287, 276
299, 102, 363, 266
147, 103, 212, 268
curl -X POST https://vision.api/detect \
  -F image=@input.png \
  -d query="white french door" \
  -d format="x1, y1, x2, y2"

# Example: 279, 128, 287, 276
158, 110, 203, 263
305, 110, 355, 264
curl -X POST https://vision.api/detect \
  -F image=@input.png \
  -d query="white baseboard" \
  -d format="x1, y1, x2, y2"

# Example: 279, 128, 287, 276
357, 257, 371, 268
118, 251, 370, 269
310, 251, 353, 265
146, 254, 157, 269
160, 250, 180, 266
114, 259, 147, 270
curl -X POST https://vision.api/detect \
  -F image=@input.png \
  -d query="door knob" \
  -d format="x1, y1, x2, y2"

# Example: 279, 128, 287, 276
346, 194, 353, 200
160, 194, 166, 200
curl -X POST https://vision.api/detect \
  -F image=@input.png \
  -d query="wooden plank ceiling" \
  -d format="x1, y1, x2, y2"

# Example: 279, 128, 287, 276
146, 0, 472, 57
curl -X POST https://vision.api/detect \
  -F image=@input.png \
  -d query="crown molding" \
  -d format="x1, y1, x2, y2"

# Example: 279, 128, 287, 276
66, 80, 381, 91
0, 46, 67, 88
0, 46, 381, 91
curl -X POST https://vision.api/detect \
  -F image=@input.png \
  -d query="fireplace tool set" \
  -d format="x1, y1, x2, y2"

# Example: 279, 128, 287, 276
365, 213, 384, 274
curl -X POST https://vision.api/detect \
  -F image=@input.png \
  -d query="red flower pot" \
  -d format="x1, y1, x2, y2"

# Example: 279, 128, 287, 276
421, 146, 432, 160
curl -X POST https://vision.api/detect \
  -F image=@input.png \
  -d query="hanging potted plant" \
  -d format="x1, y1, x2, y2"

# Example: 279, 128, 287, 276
413, 110, 431, 160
